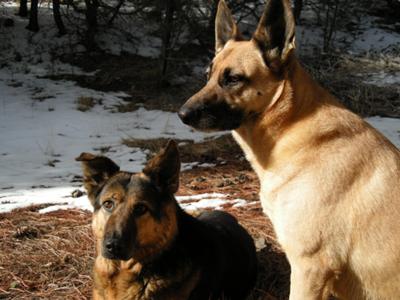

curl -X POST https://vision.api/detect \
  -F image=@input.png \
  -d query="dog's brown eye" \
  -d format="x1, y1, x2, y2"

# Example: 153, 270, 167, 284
103, 200, 115, 212
133, 204, 148, 216
221, 69, 246, 87
228, 75, 242, 84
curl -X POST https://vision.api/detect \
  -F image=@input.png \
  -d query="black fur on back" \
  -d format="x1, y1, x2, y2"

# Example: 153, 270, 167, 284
139, 207, 257, 299
170, 208, 258, 300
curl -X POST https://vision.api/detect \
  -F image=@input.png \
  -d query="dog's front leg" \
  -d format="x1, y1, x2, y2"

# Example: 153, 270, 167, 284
288, 260, 333, 300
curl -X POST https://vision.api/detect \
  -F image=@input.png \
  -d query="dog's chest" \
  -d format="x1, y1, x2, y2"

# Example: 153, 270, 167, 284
259, 171, 323, 252
94, 269, 143, 300
94, 261, 200, 300
96, 274, 167, 300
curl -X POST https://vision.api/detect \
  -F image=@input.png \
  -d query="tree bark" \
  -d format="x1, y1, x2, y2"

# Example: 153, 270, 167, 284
53, 0, 66, 35
386, 0, 400, 15
18, 0, 28, 17
26, 0, 39, 32
160, 0, 175, 78
208, 0, 218, 33
323, 0, 340, 52
108, 0, 125, 26
294, 0, 303, 24
84, 0, 99, 51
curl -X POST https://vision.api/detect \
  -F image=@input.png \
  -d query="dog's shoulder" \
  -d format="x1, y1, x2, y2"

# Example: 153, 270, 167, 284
197, 210, 254, 247
189, 210, 258, 300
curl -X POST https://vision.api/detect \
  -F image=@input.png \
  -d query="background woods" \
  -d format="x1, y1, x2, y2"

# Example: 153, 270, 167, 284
5, 0, 400, 76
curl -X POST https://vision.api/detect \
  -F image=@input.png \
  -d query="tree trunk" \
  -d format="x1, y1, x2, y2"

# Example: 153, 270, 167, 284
53, 0, 66, 35
160, 0, 175, 78
208, 0, 218, 33
386, 0, 400, 16
26, 0, 39, 32
84, 0, 99, 51
323, 0, 340, 52
18, 0, 28, 17
294, 0, 303, 24
108, 0, 125, 26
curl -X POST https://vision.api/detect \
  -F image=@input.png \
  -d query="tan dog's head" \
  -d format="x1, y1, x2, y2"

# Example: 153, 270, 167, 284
76, 141, 180, 262
178, 0, 295, 131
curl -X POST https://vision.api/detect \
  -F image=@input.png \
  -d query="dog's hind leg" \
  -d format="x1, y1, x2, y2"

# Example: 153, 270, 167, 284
288, 259, 336, 300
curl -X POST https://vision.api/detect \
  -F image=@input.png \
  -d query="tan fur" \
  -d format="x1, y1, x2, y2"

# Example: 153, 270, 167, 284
93, 255, 200, 300
226, 44, 400, 299
183, 6, 400, 298
132, 199, 178, 262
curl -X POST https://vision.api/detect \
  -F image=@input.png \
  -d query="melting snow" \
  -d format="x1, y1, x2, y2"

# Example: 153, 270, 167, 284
0, 189, 249, 214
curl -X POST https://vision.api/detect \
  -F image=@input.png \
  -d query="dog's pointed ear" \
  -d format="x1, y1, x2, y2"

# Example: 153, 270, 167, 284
143, 140, 180, 194
75, 152, 120, 204
215, 0, 241, 53
252, 0, 295, 72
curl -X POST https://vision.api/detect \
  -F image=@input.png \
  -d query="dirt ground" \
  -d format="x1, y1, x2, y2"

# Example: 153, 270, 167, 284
0, 151, 291, 300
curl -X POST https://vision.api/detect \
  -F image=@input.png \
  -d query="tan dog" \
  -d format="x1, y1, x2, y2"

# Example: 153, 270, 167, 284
178, 0, 400, 299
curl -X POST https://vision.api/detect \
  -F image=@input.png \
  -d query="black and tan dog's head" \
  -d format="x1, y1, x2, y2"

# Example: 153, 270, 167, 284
76, 141, 180, 262
178, 0, 296, 131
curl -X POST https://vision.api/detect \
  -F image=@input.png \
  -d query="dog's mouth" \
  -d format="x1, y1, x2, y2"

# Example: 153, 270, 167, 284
102, 249, 131, 261
178, 101, 244, 132
102, 247, 132, 261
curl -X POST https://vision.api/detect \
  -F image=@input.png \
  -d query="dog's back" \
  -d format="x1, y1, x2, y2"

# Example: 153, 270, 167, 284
184, 210, 257, 300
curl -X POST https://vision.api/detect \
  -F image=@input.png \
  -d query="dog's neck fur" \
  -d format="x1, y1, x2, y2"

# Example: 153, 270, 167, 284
93, 205, 205, 300
233, 57, 337, 176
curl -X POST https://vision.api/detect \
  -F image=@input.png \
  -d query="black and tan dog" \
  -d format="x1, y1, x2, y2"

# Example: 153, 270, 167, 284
178, 0, 400, 299
76, 140, 257, 300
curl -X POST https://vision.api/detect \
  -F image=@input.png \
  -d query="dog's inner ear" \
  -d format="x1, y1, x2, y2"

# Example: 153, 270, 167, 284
252, 0, 295, 72
142, 140, 180, 194
215, 0, 241, 53
75, 152, 120, 204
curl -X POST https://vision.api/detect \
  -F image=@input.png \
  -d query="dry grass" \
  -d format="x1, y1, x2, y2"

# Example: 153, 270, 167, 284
0, 208, 94, 299
122, 137, 193, 158
58, 52, 205, 113
303, 53, 400, 117
123, 135, 242, 163
76, 96, 99, 112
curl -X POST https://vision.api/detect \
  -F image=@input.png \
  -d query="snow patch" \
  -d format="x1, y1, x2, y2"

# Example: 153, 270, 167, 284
0, 68, 220, 192
363, 71, 400, 87
0, 189, 252, 214
366, 117, 400, 148
0, 187, 91, 213
177, 193, 227, 202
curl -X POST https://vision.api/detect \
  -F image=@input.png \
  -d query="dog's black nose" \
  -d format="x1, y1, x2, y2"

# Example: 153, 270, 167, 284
104, 237, 121, 254
178, 105, 200, 125
178, 107, 190, 124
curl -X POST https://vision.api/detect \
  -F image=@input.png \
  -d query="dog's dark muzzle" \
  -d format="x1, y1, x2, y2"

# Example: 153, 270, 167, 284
178, 103, 202, 127
178, 100, 244, 131
102, 234, 131, 260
